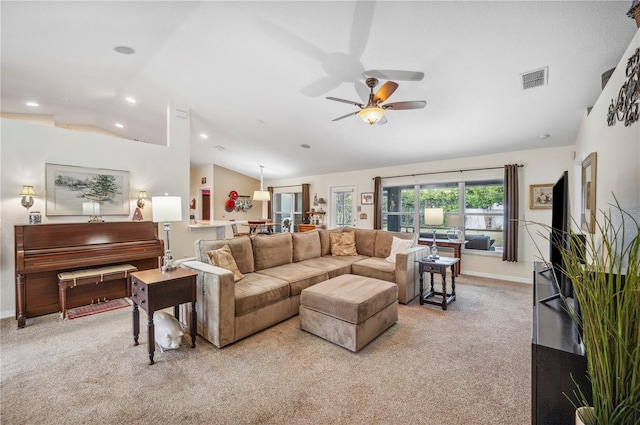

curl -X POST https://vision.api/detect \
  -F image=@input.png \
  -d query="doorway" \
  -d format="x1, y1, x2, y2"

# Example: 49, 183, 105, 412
330, 185, 355, 228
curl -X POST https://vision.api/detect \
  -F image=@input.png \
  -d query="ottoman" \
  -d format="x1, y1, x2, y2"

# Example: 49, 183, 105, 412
299, 274, 398, 352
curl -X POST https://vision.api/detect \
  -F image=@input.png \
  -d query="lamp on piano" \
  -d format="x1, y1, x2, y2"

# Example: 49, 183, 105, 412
424, 207, 444, 259
152, 194, 182, 272
83, 201, 103, 222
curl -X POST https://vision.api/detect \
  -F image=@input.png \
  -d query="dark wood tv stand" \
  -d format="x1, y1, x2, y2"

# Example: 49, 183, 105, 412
531, 262, 591, 425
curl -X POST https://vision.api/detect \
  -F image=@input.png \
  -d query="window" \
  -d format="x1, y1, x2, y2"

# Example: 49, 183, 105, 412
273, 192, 302, 232
382, 179, 504, 252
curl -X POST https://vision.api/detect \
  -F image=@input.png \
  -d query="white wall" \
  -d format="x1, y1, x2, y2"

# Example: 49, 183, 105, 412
574, 29, 640, 215
0, 104, 192, 319
267, 145, 575, 283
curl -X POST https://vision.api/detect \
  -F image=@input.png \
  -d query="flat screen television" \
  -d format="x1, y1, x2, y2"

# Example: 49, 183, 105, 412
539, 171, 575, 304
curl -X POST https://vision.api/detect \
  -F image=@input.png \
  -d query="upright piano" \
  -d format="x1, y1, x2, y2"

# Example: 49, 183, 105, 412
14, 221, 164, 328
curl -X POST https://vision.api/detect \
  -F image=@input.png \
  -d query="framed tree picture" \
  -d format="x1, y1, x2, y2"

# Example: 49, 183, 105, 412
581, 152, 597, 233
45, 163, 130, 216
529, 184, 553, 209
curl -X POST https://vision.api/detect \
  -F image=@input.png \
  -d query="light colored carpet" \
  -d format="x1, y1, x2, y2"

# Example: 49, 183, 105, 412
0, 275, 531, 424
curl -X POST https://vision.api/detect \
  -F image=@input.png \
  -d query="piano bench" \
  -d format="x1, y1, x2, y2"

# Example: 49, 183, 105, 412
57, 264, 138, 319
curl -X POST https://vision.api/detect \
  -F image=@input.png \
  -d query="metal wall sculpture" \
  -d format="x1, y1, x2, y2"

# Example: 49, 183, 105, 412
607, 47, 639, 127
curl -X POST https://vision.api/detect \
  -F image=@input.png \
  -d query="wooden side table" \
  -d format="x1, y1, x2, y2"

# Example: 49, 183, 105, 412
417, 238, 467, 276
130, 268, 197, 365
417, 257, 460, 310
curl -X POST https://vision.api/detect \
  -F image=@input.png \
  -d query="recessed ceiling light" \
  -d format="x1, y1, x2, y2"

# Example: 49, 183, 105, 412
114, 46, 135, 55
200, 133, 208, 139
125, 97, 136, 104
115, 123, 124, 129
301, 144, 311, 149
537, 134, 551, 140
25, 101, 39, 107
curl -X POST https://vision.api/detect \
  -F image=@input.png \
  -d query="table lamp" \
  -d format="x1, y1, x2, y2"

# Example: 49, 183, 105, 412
447, 214, 464, 241
152, 194, 182, 272
83, 201, 103, 222
424, 208, 444, 259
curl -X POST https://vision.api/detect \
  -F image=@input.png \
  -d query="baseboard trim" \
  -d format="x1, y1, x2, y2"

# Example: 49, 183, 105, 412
461, 270, 532, 284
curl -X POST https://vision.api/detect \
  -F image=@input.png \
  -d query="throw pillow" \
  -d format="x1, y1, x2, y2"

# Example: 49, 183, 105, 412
207, 245, 244, 282
385, 236, 414, 263
330, 231, 358, 256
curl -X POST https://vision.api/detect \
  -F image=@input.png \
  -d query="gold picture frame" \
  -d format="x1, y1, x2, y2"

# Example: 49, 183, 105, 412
529, 184, 553, 209
581, 152, 597, 233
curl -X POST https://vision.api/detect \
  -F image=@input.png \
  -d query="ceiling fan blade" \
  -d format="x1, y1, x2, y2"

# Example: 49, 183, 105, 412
332, 111, 359, 122
373, 81, 399, 104
363, 70, 425, 82
382, 100, 426, 110
326, 97, 364, 108
376, 115, 388, 125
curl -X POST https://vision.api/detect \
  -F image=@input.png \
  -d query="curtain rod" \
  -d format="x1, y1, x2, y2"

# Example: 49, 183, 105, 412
374, 164, 524, 180
270, 184, 302, 189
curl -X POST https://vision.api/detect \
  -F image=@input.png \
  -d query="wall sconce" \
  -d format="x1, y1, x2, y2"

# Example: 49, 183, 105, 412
20, 185, 36, 209
137, 191, 148, 209
152, 193, 183, 272
83, 201, 103, 223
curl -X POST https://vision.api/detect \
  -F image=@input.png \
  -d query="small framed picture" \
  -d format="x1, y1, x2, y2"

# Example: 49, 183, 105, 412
530, 184, 553, 209
361, 192, 374, 205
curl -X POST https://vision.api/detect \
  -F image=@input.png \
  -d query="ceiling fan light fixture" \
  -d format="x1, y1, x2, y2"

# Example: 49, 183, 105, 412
358, 106, 385, 125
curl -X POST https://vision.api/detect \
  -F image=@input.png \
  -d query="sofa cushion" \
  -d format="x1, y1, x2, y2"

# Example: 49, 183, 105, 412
257, 263, 328, 296
235, 273, 290, 317
207, 245, 244, 282
298, 256, 354, 279
385, 236, 414, 263
252, 233, 293, 271
195, 237, 255, 274
343, 227, 377, 257
292, 230, 321, 262
330, 231, 358, 256
319, 228, 344, 256
351, 257, 396, 283
374, 231, 415, 259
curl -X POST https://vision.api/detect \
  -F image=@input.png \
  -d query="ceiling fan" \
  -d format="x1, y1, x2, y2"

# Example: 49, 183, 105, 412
326, 78, 426, 125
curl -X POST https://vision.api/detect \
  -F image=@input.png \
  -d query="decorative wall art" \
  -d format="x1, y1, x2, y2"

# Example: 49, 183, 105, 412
45, 164, 130, 216
607, 47, 639, 127
529, 184, 553, 209
361, 192, 374, 205
581, 152, 597, 233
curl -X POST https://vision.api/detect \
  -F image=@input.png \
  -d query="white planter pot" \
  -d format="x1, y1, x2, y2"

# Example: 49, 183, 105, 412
575, 406, 594, 425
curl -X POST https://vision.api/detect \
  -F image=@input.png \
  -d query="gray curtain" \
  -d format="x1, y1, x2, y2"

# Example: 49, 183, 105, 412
302, 184, 310, 226
373, 177, 382, 230
502, 164, 519, 262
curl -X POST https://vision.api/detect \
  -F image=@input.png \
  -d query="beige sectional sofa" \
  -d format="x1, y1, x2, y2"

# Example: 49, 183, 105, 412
180, 227, 427, 348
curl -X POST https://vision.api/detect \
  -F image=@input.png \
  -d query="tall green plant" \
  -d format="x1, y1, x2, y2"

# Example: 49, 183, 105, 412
558, 204, 640, 425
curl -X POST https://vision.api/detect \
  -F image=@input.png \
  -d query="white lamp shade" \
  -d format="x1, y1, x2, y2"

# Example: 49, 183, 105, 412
20, 185, 36, 196
447, 214, 463, 227
82, 202, 100, 216
253, 190, 271, 201
424, 208, 444, 226
152, 195, 182, 222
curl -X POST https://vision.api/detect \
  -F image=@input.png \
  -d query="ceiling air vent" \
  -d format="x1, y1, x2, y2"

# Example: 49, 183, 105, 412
521, 67, 548, 90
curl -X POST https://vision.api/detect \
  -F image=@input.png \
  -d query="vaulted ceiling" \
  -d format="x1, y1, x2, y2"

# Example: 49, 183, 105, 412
1, 1, 637, 180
